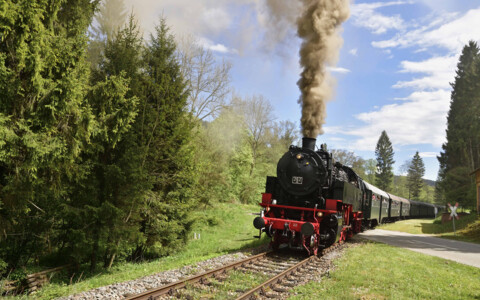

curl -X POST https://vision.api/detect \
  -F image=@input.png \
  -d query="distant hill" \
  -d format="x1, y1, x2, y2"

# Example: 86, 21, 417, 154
394, 175, 436, 187
423, 178, 436, 187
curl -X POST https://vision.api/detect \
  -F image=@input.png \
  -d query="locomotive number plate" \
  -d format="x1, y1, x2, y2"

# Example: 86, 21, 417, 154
292, 176, 303, 184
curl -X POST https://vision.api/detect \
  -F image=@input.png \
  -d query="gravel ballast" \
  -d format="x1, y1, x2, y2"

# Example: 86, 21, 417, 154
57, 245, 269, 300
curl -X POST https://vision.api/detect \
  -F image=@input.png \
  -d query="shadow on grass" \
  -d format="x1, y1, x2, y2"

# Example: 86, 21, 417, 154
421, 214, 478, 235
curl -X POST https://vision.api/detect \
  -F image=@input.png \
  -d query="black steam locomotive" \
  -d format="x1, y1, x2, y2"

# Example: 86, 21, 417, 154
253, 137, 442, 255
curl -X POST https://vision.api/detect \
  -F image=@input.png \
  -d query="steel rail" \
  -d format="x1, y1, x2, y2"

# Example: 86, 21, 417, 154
125, 251, 271, 300
235, 255, 315, 300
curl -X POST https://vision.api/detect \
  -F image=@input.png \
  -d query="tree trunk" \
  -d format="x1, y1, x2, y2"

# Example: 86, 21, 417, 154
107, 253, 116, 269
90, 229, 100, 272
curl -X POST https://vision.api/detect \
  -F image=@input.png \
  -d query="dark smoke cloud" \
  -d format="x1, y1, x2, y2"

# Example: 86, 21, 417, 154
296, 0, 350, 138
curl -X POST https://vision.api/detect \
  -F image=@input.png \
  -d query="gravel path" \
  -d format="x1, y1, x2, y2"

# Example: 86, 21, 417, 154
57, 245, 269, 300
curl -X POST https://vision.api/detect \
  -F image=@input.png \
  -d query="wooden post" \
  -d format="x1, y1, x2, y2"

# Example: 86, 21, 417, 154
470, 168, 480, 215
476, 170, 480, 215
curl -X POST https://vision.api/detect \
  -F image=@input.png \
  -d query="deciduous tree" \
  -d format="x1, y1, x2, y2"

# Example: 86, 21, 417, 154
177, 36, 232, 121
231, 94, 274, 176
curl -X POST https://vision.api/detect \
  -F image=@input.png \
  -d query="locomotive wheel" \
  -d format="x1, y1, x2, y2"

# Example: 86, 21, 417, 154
321, 227, 337, 247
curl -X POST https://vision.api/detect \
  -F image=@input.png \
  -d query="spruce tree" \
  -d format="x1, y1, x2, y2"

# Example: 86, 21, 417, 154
0, 0, 97, 270
63, 14, 144, 271
437, 41, 480, 208
375, 130, 395, 191
407, 151, 425, 200
130, 18, 195, 259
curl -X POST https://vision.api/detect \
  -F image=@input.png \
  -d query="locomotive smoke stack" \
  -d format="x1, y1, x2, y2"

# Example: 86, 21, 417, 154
302, 137, 316, 151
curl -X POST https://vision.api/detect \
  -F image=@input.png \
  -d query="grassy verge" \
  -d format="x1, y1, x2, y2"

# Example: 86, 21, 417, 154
379, 214, 480, 243
290, 240, 480, 300
9, 203, 268, 299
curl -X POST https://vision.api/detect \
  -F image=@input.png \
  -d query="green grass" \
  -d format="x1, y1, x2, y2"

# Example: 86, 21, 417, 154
379, 214, 480, 243
289, 240, 480, 300
8, 203, 268, 299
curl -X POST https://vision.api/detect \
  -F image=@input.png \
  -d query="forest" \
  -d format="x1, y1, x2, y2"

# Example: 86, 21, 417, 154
1, 0, 479, 279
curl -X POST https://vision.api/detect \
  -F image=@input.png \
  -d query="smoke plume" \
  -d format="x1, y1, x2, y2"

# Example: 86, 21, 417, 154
296, 0, 350, 138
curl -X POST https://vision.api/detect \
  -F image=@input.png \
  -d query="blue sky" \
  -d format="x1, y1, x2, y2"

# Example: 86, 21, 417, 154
125, 0, 480, 180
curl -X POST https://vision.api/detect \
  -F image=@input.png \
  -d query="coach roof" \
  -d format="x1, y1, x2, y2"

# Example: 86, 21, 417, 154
363, 181, 389, 198
387, 193, 409, 204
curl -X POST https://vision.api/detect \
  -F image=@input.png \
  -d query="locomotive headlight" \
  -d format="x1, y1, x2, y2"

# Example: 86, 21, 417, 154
296, 154, 303, 160
317, 212, 323, 217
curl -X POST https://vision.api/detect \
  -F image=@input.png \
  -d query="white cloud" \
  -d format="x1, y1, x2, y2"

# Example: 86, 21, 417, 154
349, 48, 358, 56
372, 8, 480, 53
327, 66, 351, 74
398, 56, 457, 75
392, 55, 456, 93
197, 37, 237, 54
351, 1, 413, 34
347, 89, 450, 151
393, 75, 450, 90
394, 89, 451, 101
326, 88, 450, 152
419, 152, 438, 158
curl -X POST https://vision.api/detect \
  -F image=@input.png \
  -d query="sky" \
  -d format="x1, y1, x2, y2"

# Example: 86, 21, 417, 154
124, 0, 480, 180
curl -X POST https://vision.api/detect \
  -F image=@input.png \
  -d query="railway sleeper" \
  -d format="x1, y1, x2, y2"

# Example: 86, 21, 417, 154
281, 280, 297, 287
211, 273, 228, 281
255, 261, 288, 270
272, 285, 289, 293
173, 290, 195, 300
244, 265, 275, 272
265, 291, 284, 299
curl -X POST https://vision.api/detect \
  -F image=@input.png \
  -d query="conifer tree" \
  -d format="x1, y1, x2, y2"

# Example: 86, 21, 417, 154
407, 151, 425, 200
375, 130, 395, 191
63, 14, 144, 271
0, 0, 97, 270
130, 18, 195, 260
437, 41, 480, 208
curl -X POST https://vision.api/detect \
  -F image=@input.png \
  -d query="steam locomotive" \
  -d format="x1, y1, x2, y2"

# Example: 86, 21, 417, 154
253, 137, 443, 255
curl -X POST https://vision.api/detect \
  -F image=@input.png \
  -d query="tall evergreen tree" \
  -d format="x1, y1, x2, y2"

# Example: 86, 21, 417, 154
130, 18, 195, 260
62, 14, 144, 271
0, 0, 97, 270
407, 151, 425, 200
437, 41, 480, 208
88, 0, 128, 69
375, 130, 395, 191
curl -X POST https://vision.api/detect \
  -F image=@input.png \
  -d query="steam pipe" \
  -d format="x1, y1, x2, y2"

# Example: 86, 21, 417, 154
302, 137, 316, 151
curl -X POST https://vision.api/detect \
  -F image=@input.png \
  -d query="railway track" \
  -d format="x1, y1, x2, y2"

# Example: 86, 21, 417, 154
126, 242, 345, 300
